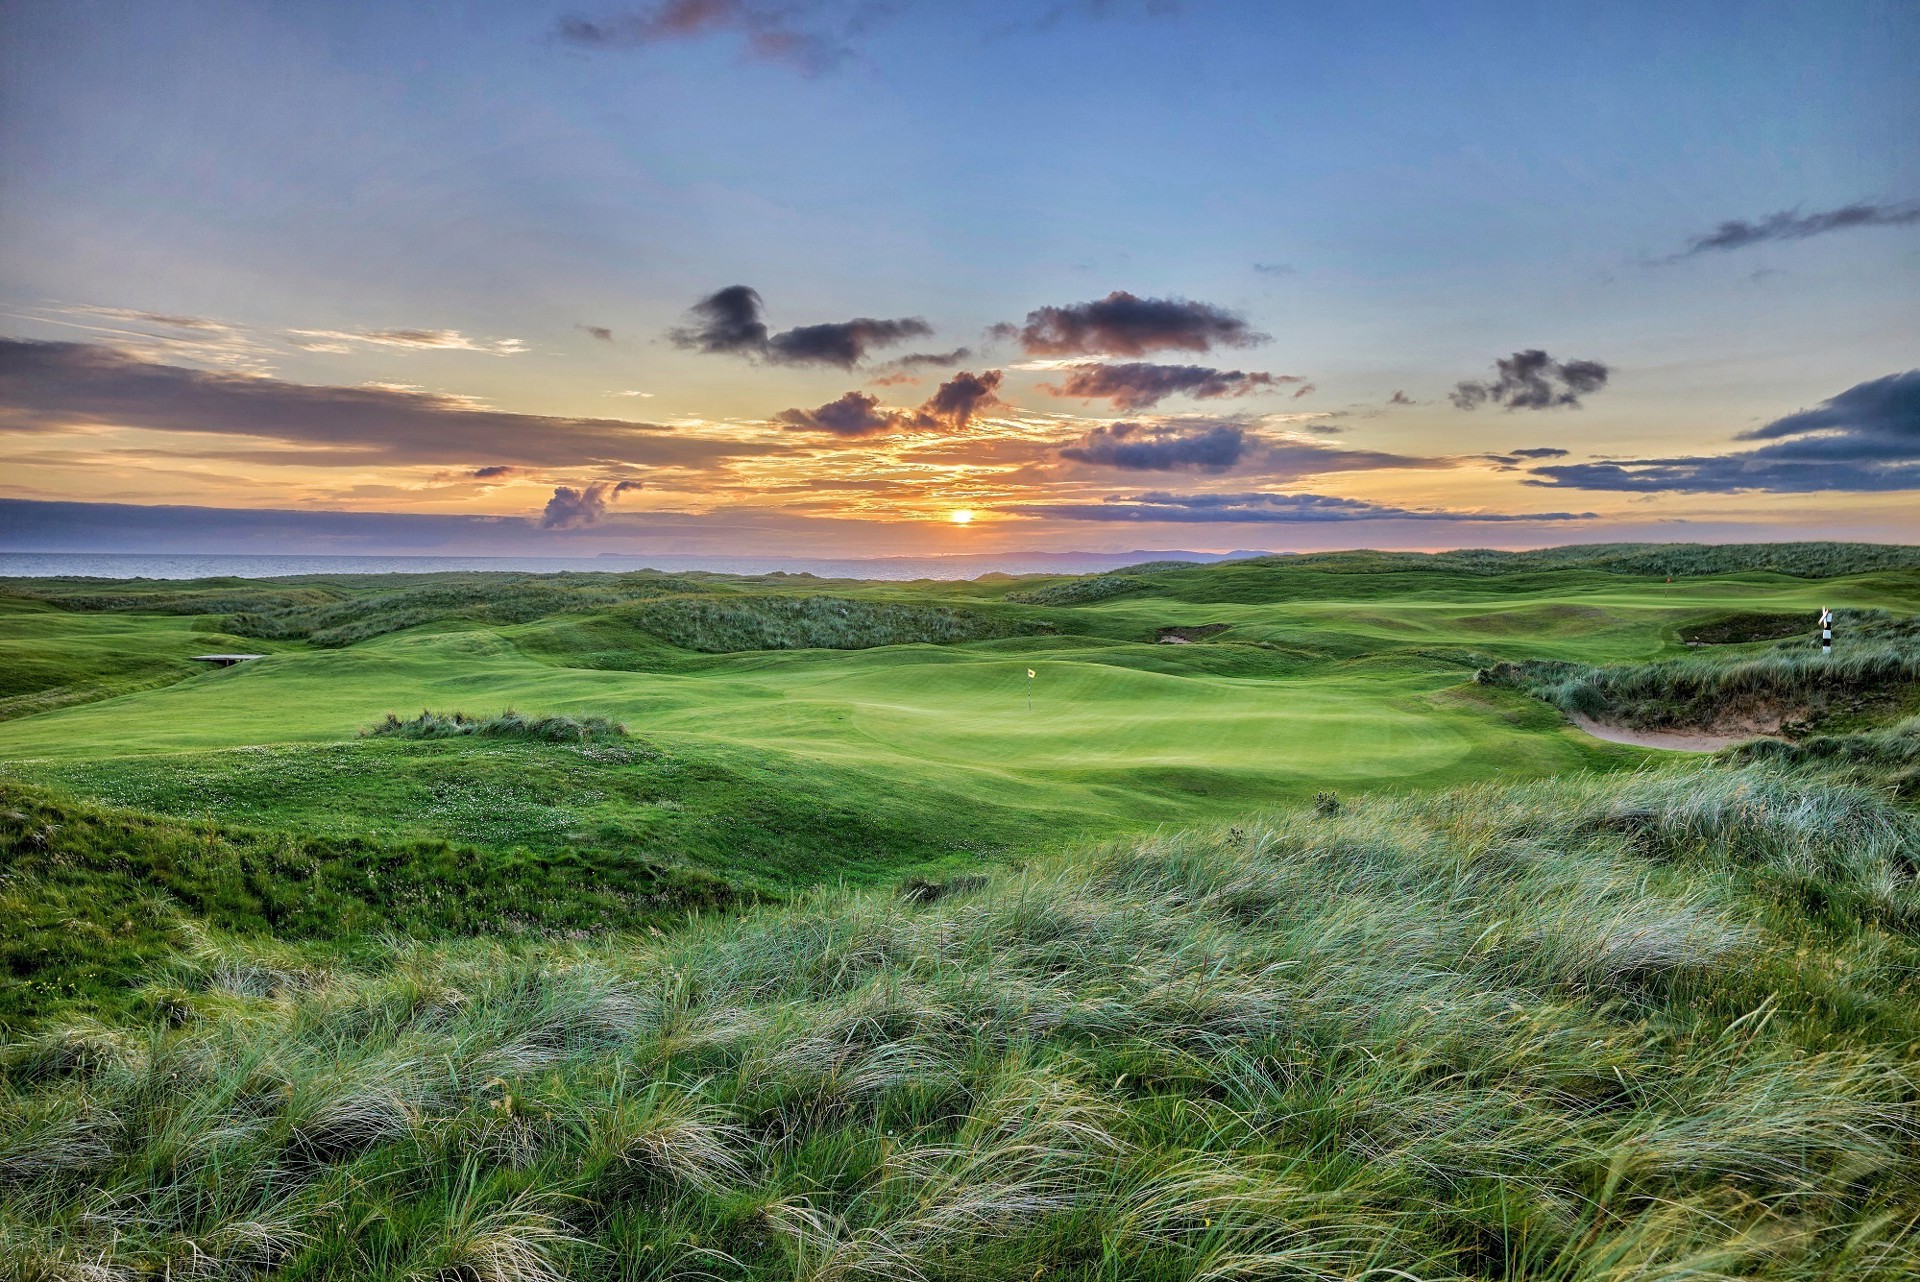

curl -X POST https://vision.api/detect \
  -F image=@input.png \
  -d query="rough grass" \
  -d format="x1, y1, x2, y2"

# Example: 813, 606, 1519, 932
364, 709, 629, 743
3, 762, 1918, 1279
0, 781, 739, 1029
613, 593, 1044, 653
1479, 630, 1920, 731
1005, 574, 1149, 606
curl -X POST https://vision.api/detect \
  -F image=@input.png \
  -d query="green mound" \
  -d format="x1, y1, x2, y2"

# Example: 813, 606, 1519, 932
1480, 636, 1920, 733
3, 763, 1916, 1279
1005, 573, 1148, 605
0, 781, 736, 1029
364, 709, 629, 742
612, 593, 1044, 652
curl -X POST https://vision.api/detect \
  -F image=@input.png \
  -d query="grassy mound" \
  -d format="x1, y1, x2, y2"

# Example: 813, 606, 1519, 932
364, 709, 629, 743
1005, 573, 1148, 605
0, 782, 738, 1030
613, 594, 1043, 652
3, 764, 1917, 1279
1480, 643, 1920, 732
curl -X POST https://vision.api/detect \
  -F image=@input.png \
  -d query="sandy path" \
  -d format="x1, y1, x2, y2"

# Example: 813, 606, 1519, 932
1569, 714, 1772, 753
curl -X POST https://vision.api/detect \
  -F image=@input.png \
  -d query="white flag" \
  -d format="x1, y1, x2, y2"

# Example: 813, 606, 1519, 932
1027, 669, 1036, 679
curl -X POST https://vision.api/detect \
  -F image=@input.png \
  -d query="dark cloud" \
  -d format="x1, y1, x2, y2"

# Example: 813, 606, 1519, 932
667, 285, 770, 356
1291, 383, 1315, 400
668, 286, 931, 369
1526, 370, 1920, 494
1677, 200, 1920, 257
995, 291, 1267, 357
881, 347, 972, 371
775, 371, 1002, 436
1059, 422, 1251, 472
471, 465, 519, 479
1482, 446, 1572, 470
775, 390, 910, 437
918, 369, 1003, 429
556, 0, 853, 75
1388, 390, 1414, 405
767, 317, 933, 368
1008, 491, 1595, 523
539, 479, 644, 530
1059, 418, 1439, 476
1041, 362, 1289, 411
577, 324, 614, 341
1451, 350, 1611, 411
0, 339, 748, 470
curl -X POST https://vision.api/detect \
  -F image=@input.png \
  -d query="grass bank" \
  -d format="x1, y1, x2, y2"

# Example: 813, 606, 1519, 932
3, 762, 1917, 1279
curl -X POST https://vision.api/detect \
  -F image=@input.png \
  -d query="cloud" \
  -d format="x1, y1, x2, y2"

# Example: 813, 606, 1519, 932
1676, 200, 1920, 257
668, 286, 931, 368
667, 285, 768, 355
1482, 446, 1572, 470
767, 318, 934, 368
1526, 369, 1920, 493
1007, 491, 1596, 523
775, 369, 1004, 436
1055, 418, 1441, 478
1059, 421, 1251, 472
0, 339, 751, 469
471, 465, 519, 479
577, 324, 614, 341
1251, 262, 1296, 276
919, 369, 1003, 429
993, 291, 1267, 357
556, 0, 855, 74
1291, 382, 1315, 399
67, 306, 230, 332
1451, 350, 1611, 410
1040, 362, 1291, 411
1388, 390, 1414, 405
539, 479, 643, 529
775, 390, 911, 437
880, 347, 972, 371
285, 328, 527, 355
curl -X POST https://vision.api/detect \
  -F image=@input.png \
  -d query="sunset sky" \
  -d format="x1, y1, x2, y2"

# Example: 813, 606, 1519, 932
2, 0, 1916, 559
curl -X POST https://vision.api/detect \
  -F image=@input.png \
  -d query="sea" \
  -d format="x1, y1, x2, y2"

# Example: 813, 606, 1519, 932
0, 549, 1266, 582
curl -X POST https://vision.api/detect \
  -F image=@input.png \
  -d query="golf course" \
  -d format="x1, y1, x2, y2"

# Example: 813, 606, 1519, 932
3, 543, 1919, 1280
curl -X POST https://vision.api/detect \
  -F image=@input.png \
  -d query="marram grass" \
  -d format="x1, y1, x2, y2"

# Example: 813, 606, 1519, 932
4, 763, 1918, 1280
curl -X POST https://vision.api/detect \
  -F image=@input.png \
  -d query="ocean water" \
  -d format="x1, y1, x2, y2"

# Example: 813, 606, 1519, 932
0, 549, 1252, 582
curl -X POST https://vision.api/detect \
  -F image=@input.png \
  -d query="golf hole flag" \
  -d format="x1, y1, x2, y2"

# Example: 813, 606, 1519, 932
1028, 669, 1036, 679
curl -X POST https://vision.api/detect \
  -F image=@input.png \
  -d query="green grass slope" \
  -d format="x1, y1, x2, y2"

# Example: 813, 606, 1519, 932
4, 761, 1917, 1280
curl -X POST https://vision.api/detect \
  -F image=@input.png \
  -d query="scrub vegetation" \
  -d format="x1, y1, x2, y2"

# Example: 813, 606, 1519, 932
2, 543, 1918, 1279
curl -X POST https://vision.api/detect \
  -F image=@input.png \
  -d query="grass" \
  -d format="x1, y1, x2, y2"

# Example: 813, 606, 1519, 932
1481, 638, 1920, 731
2, 762, 1917, 1279
3, 545, 1919, 1277
364, 709, 630, 742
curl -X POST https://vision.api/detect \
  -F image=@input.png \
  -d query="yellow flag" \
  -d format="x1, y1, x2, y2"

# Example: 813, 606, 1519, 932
1027, 669, 1036, 679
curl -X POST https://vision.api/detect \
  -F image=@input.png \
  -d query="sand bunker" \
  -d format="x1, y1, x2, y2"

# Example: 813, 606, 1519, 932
1570, 713, 1780, 753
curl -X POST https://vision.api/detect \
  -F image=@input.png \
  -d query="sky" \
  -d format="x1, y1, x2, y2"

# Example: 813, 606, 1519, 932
1, 0, 1916, 560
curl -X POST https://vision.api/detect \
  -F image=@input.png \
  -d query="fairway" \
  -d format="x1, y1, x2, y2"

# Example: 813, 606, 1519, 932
5, 554, 1912, 889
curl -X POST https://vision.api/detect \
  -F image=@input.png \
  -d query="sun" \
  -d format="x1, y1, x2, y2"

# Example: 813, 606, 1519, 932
948, 508, 976, 525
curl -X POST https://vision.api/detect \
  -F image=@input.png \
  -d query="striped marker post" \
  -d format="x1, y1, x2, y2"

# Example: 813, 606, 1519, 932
1820, 607, 1832, 656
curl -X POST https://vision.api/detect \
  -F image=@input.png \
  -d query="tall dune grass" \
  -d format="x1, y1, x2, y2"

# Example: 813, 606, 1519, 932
1481, 638, 1920, 729
4, 764, 1917, 1278
614, 594, 1044, 653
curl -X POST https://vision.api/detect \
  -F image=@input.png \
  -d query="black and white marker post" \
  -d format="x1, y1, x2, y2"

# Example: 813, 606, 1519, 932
1820, 607, 1832, 656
